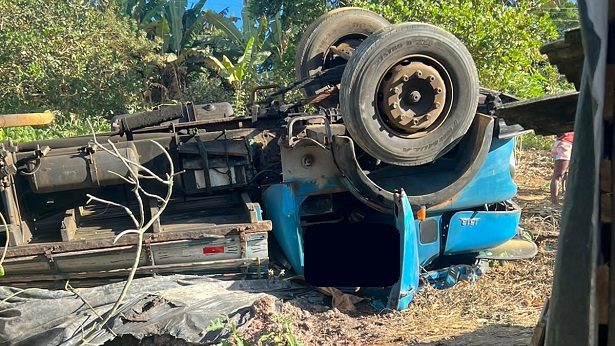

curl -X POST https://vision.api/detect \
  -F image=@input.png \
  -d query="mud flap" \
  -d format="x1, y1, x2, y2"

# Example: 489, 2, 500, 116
387, 190, 420, 310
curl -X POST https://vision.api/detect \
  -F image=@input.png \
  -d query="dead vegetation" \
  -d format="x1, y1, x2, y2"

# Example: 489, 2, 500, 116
242, 148, 560, 345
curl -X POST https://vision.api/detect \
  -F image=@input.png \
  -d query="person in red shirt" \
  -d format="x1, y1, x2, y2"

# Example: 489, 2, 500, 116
550, 132, 574, 204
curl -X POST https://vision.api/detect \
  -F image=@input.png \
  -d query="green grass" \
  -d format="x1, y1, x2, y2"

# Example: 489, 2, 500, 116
518, 132, 554, 151
206, 313, 304, 346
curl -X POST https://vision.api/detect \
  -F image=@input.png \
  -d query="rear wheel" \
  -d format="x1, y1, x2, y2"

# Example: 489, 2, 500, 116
294, 7, 390, 107
340, 23, 480, 166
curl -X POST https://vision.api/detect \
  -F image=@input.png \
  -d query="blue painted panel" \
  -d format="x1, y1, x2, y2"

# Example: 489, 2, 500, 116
264, 137, 520, 301
262, 184, 305, 274
444, 205, 521, 255
262, 179, 343, 276
430, 138, 517, 212
388, 192, 419, 310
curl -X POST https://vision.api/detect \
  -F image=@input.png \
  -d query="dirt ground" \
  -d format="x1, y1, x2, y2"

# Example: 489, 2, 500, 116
242, 148, 560, 345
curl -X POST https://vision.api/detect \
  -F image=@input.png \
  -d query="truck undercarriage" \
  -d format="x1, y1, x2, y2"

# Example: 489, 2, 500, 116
0, 8, 530, 310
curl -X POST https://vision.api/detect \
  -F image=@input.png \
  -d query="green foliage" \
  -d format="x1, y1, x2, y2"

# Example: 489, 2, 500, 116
257, 315, 304, 346
205, 314, 304, 346
0, 0, 160, 140
182, 71, 235, 105
546, 0, 579, 36
1, 113, 109, 143
113, 0, 166, 29
205, 36, 272, 108
347, 0, 574, 98
205, 318, 227, 333
248, 0, 339, 85
201, 4, 280, 110
112, 0, 216, 102
205, 317, 249, 346
115, 0, 208, 58
202, 7, 248, 56
519, 132, 555, 150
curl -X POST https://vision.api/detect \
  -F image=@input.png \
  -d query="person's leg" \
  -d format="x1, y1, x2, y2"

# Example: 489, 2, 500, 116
551, 159, 570, 204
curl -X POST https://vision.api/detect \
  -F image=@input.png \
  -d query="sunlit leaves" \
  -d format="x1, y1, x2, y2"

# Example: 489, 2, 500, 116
345, 0, 574, 98
0, 0, 161, 140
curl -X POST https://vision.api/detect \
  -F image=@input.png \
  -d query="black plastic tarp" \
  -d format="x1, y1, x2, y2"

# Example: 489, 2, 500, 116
0, 275, 311, 346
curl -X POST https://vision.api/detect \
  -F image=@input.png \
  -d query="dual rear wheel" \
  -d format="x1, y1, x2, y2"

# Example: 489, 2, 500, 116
295, 8, 479, 166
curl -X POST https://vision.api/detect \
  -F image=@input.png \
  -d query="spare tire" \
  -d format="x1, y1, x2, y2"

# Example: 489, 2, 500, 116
294, 7, 390, 107
340, 23, 479, 166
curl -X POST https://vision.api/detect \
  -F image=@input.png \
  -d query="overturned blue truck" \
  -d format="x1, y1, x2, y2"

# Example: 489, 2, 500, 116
0, 8, 530, 310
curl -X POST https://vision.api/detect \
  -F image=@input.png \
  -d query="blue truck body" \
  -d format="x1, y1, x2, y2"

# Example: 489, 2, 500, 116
263, 135, 521, 309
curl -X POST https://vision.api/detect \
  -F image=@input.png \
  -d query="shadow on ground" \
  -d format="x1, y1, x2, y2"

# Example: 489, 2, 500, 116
416, 325, 532, 346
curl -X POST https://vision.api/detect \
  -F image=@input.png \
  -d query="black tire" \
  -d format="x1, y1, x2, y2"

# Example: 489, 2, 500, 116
340, 23, 480, 166
294, 7, 390, 107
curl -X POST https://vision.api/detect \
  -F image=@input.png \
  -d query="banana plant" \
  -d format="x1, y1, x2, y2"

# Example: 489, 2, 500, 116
202, 0, 269, 60
204, 36, 271, 106
163, 0, 207, 55
114, 0, 209, 58
114, 0, 165, 26
267, 13, 290, 63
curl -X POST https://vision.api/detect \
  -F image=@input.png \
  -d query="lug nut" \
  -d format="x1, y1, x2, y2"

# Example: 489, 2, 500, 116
409, 91, 421, 103
435, 88, 442, 94
402, 75, 410, 82
392, 102, 398, 109
393, 87, 400, 93
412, 119, 419, 125
415, 70, 423, 78
428, 75, 435, 82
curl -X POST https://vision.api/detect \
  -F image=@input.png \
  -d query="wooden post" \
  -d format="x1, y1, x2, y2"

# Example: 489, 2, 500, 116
60, 208, 78, 242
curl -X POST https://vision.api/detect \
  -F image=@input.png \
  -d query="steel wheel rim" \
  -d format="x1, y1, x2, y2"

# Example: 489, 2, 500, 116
375, 54, 454, 138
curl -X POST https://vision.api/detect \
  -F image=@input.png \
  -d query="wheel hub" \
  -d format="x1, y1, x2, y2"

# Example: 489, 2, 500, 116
379, 61, 448, 135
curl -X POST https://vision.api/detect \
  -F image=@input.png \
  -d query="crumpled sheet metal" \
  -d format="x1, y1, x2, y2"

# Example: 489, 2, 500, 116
0, 275, 310, 346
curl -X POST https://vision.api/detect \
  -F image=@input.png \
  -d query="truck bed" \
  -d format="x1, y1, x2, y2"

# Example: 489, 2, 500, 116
0, 193, 271, 288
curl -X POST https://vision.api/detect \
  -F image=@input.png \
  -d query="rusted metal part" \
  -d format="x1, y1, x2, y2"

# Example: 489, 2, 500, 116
0, 221, 272, 258
44, 248, 57, 271
0, 111, 54, 128
425, 191, 461, 213
144, 239, 155, 268
306, 86, 339, 105
0, 258, 268, 287
248, 84, 282, 105
263, 65, 345, 106
378, 58, 450, 137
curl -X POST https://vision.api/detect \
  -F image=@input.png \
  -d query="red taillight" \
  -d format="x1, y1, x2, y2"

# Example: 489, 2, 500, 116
203, 246, 225, 254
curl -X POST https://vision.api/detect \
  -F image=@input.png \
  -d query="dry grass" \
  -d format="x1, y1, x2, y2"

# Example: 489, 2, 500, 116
244, 148, 559, 345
